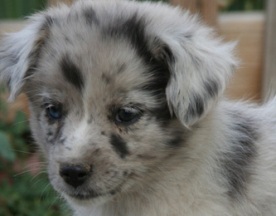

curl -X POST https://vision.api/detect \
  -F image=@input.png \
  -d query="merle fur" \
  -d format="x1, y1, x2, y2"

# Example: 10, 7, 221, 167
186, 94, 204, 122
83, 7, 99, 26
222, 113, 257, 199
204, 79, 219, 98
166, 131, 184, 148
110, 133, 129, 159
60, 55, 84, 91
105, 15, 174, 123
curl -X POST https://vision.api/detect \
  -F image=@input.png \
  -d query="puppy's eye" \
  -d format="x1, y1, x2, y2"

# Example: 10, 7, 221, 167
115, 107, 142, 125
45, 104, 63, 120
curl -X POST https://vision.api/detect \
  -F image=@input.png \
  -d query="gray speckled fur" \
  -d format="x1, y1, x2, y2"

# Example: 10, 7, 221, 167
1, 1, 276, 216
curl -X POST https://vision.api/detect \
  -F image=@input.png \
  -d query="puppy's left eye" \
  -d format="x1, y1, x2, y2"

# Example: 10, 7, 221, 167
45, 104, 63, 121
115, 107, 142, 125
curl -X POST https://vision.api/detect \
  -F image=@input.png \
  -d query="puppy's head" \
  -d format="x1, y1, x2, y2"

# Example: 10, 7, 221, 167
0, 0, 237, 205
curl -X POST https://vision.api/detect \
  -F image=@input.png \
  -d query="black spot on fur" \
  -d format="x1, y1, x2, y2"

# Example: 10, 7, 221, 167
148, 103, 173, 124
204, 79, 219, 98
186, 94, 204, 121
110, 134, 129, 159
139, 41, 173, 101
167, 134, 183, 148
153, 38, 175, 64
47, 131, 53, 136
222, 113, 257, 199
60, 55, 84, 91
83, 7, 99, 25
7, 77, 12, 90
194, 95, 204, 116
110, 190, 117, 196
105, 14, 148, 61
137, 154, 157, 160
105, 14, 173, 101
45, 15, 54, 26
184, 33, 193, 39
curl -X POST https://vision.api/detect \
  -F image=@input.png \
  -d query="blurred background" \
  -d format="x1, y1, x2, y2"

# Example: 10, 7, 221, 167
0, 0, 273, 215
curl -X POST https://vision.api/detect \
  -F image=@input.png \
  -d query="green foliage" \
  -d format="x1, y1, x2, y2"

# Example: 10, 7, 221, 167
0, 0, 47, 19
0, 131, 16, 162
0, 0, 266, 20
0, 88, 69, 215
221, 0, 265, 11
0, 174, 70, 216
0, 103, 30, 162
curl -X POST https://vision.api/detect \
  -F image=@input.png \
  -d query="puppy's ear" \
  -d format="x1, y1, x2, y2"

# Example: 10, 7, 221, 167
153, 22, 238, 127
0, 14, 52, 101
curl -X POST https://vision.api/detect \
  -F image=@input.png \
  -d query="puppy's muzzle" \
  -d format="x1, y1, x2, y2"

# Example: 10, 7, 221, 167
59, 164, 92, 188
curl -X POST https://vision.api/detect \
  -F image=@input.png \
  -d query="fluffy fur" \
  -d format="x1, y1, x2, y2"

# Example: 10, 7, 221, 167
1, 1, 276, 215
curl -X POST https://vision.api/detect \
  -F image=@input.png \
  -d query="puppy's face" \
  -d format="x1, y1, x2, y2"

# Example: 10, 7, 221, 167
0, 0, 237, 206
26, 18, 182, 202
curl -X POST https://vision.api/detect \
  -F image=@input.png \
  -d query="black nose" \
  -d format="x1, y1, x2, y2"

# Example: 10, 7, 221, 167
59, 164, 91, 188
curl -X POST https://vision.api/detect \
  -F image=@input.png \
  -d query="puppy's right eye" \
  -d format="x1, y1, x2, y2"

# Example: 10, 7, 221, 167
115, 107, 142, 125
45, 104, 63, 121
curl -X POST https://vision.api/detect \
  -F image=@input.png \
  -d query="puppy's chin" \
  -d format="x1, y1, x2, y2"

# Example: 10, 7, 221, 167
66, 188, 116, 200
63, 190, 115, 207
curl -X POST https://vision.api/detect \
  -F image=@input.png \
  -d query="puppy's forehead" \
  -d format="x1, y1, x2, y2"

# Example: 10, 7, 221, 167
38, 4, 155, 100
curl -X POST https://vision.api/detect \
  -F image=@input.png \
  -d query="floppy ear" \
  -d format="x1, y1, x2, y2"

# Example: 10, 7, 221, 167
151, 17, 238, 127
0, 14, 51, 101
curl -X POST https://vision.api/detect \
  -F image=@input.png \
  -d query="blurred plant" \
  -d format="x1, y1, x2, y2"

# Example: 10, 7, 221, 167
0, 0, 266, 20
0, 87, 69, 216
219, 0, 265, 11
138, 0, 264, 11
0, 0, 47, 19
0, 86, 31, 168
0, 174, 70, 216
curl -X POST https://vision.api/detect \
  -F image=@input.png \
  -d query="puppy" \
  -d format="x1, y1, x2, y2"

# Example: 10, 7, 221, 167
1, 0, 276, 215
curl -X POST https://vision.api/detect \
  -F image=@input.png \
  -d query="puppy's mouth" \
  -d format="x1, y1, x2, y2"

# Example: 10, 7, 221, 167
67, 188, 119, 200
62, 178, 130, 201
